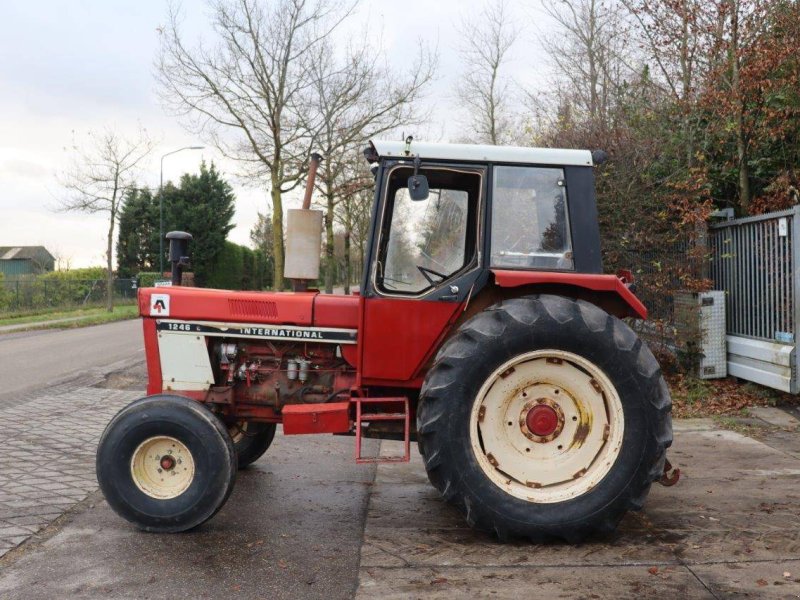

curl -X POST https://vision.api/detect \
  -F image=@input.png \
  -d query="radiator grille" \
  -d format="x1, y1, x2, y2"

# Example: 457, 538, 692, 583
228, 299, 278, 318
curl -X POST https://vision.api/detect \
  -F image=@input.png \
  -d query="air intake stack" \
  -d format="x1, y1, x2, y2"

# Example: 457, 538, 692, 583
166, 231, 192, 286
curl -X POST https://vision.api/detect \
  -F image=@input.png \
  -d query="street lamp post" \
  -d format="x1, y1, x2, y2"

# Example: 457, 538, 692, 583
159, 146, 205, 276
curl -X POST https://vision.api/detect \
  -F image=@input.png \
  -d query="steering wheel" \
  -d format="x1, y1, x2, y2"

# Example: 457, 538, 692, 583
417, 265, 448, 286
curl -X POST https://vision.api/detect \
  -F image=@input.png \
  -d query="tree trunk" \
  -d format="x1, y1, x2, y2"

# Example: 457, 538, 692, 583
588, 0, 599, 122
270, 179, 285, 291
680, 6, 695, 168
105, 217, 115, 313
343, 231, 351, 295
728, 0, 751, 213
357, 238, 365, 286
736, 122, 751, 213
325, 192, 335, 294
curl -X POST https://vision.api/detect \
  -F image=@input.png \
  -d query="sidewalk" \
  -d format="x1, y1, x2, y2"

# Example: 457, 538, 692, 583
0, 386, 138, 556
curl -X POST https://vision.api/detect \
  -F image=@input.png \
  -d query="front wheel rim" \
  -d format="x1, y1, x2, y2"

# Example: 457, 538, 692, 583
130, 436, 196, 500
469, 350, 624, 504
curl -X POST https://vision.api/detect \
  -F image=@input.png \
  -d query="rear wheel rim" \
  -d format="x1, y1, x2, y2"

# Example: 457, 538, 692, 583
130, 436, 196, 500
469, 350, 624, 504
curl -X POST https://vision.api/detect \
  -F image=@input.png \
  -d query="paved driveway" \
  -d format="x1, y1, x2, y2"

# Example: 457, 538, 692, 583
358, 424, 800, 598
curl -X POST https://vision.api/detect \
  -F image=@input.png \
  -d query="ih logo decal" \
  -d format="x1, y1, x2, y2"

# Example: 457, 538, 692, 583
150, 294, 170, 316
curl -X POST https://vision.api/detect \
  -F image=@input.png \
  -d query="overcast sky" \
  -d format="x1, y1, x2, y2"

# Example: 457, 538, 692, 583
0, 0, 554, 268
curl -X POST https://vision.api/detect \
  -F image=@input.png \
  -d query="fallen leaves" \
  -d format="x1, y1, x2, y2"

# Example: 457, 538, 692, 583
667, 374, 798, 419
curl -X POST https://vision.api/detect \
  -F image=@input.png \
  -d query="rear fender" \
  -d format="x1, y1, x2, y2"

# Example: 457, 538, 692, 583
489, 270, 647, 320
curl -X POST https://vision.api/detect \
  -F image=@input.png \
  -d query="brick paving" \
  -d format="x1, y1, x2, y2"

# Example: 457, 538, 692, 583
0, 386, 139, 557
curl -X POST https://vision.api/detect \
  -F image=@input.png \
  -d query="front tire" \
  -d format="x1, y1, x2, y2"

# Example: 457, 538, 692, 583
417, 294, 672, 542
96, 395, 237, 533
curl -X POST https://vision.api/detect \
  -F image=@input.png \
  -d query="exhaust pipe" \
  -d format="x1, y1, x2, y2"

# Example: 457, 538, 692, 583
285, 153, 324, 292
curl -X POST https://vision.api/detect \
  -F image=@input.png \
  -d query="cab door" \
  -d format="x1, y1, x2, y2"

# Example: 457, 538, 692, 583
359, 163, 486, 384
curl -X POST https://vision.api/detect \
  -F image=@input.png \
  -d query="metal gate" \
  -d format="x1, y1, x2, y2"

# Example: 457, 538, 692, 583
709, 206, 800, 392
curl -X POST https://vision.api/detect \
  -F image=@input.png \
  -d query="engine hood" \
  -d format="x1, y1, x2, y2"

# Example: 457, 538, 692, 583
138, 287, 360, 329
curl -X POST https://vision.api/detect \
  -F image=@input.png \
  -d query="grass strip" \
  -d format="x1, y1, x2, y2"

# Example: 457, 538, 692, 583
0, 305, 139, 332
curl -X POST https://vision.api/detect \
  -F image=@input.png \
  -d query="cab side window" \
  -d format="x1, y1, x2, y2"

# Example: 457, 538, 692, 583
490, 166, 574, 270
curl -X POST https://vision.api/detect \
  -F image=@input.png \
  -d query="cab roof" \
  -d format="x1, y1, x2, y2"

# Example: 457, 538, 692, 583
370, 140, 594, 167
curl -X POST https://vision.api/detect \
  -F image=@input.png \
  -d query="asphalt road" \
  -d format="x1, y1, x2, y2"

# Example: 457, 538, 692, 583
0, 319, 143, 406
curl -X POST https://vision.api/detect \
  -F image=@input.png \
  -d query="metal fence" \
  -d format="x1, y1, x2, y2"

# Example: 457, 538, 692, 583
709, 207, 798, 343
613, 233, 706, 333
708, 206, 800, 392
0, 278, 138, 313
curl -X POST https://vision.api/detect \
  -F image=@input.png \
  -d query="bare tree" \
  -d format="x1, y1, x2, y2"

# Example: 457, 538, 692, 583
51, 248, 73, 272
157, 0, 355, 290
59, 128, 153, 311
304, 38, 435, 293
539, 0, 633, 131
623, 0, 713, 167
334, 159, 376, 293
701, 0, 775, 213
456, 0, 520, 144
722, 0, 751, 210
332, 150, 381, 294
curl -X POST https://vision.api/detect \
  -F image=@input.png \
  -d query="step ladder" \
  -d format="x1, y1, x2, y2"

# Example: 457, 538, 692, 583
354, 397, 410, 464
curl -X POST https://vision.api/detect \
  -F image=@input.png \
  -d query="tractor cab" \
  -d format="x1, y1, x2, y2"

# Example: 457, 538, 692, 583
97, 138, 674, 543
364, 138, 603, 283
356, 139, 645, 385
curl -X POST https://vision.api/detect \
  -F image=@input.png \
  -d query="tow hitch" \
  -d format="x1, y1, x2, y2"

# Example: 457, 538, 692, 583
659, 458, 681, 487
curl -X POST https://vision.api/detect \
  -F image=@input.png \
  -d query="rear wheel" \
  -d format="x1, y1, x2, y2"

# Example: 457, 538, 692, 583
228, 421, 277, 468
417, 294, 672, 542
97, 395, 237, 533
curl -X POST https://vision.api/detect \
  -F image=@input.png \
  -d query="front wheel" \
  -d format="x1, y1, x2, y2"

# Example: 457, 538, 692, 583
228, 421, 277, 468
96, 395, 237, 533
417, 294, 672, 542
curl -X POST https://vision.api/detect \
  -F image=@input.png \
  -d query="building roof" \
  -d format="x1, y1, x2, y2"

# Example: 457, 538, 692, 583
0, 246, 55, 261
370, 140, 594, 167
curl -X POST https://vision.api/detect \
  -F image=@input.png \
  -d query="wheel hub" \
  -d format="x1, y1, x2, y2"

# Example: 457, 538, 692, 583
470, 350, 625, 504
526, 404, 558, 437
519, 396, 565, 443
130, 436, 195, 500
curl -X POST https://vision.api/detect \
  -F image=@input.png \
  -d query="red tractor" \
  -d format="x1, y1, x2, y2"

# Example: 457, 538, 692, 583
96, 138, 675, 542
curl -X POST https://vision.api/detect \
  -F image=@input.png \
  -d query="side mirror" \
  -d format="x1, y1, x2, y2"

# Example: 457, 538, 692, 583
407, 154, 429, 201
407, 174, 429, 201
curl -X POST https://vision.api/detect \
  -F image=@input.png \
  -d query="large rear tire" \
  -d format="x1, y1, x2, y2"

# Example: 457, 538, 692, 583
417, 294, 672, 542
228, 421, 277, 469
96, 395, 237, 533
